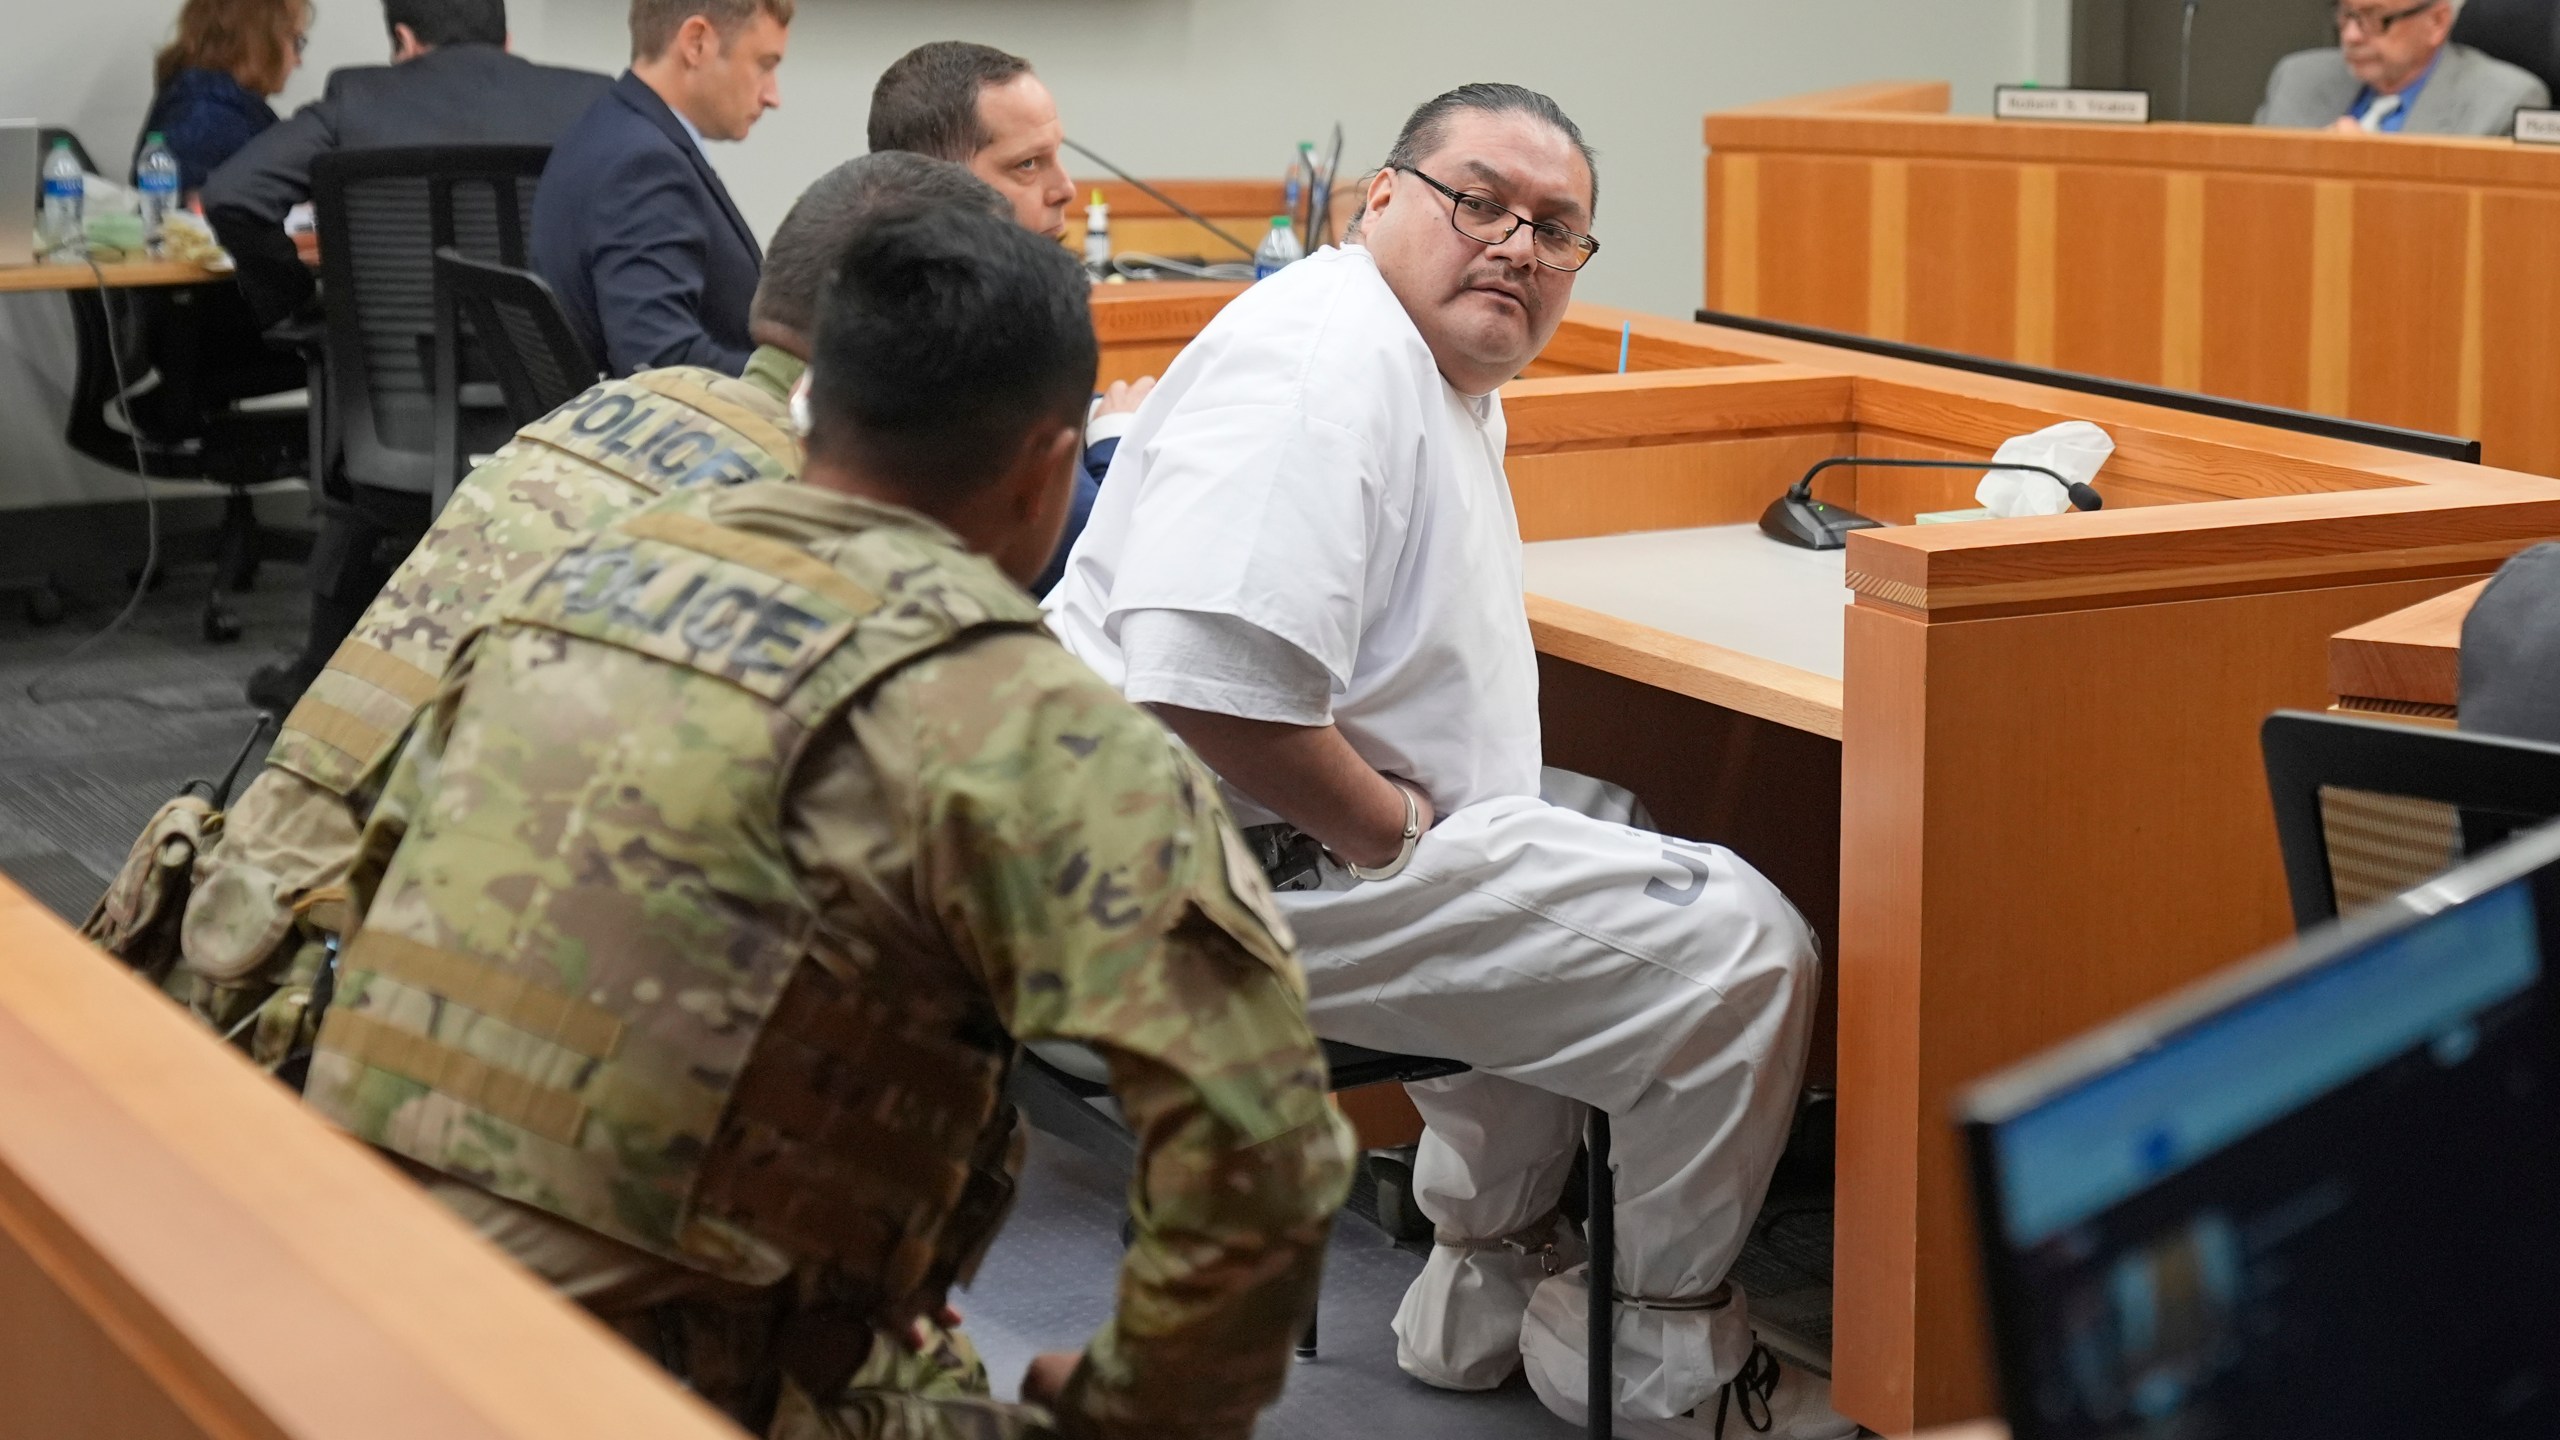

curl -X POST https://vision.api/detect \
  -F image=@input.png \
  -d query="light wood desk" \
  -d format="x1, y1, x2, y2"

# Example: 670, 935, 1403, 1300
0, 876, 738, 1439
0, 258, 225, 292
2330, 579, 2479, 723
1705, 83, 2560, 478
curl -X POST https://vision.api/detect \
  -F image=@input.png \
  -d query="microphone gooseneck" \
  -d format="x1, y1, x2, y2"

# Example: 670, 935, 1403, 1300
1762, 455, 2104, 551
1061, 137, 1261, 260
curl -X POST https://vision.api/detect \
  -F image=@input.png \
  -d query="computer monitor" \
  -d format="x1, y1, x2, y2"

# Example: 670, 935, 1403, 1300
0, 122, 36, 268
1961, 818, 2560, 1438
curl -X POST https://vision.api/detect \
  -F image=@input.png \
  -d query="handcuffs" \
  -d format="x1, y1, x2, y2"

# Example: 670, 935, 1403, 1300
1241, 780, 1425, 890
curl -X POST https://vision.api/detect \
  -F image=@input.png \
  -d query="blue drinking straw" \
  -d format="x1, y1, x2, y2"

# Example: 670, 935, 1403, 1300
1618, 322, 1632, 374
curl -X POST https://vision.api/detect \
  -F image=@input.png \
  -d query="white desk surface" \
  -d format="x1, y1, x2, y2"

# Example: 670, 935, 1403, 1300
1523, 524, 1851, 682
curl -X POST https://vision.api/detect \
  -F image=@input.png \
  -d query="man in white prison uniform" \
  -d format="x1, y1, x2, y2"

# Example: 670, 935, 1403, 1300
1044, 83, 1845, 1439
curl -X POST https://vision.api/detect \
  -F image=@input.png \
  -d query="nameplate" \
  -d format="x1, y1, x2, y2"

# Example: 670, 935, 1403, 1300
2517, 109, 2560, 146
1994, 86, 2151, 125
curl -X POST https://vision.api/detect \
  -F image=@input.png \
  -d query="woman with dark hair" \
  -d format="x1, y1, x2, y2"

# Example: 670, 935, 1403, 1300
135, 0, 311, 192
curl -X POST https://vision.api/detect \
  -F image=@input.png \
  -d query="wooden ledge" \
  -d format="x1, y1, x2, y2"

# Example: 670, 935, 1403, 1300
1528, 593, 1843, 739
2329, 578, 2481, 711
1505, 366, 1854, 452
0, 877, 735, 1440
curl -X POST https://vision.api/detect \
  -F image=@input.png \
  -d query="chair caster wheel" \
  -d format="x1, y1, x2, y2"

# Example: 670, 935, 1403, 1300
24, 586, 64, 626
203, 606, 243, 644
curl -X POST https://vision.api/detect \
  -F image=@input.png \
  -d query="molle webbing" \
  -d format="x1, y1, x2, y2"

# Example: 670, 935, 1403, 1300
273, 638, 445, 788
324, 1008, 591, 1146
351, 929, 625, 1059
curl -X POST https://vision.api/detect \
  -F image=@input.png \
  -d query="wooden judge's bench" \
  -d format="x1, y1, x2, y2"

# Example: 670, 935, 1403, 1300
6, 279, 2552, 1436
1704, 81, 2560, 479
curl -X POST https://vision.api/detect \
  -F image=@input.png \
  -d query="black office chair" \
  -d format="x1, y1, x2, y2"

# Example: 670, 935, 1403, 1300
2454, 0, 2560, 109
1015, 1037, 1630, 1440
432, 247, 599, 431
2261, 709, 2560, 930
308, 144, 549, 533
42, 125, 310, 642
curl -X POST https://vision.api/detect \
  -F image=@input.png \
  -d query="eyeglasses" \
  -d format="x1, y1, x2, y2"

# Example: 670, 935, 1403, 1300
293, 32, 309, 53
2334, 0, 2440, 36
1394, 166, 1600, 273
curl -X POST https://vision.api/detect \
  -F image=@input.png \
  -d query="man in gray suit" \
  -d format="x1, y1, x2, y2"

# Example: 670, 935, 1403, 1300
2259, 0, 2549, 135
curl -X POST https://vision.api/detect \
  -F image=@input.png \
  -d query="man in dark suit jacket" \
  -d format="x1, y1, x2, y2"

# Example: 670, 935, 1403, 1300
201, 0, 608, 711
203, 0, 609, 327
531, 0, 789, 378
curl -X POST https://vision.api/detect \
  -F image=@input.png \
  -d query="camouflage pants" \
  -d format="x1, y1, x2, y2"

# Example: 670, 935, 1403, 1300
413, 1164, 1060, 1440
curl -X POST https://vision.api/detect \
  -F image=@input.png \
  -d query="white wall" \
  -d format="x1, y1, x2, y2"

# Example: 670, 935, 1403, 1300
4, 0, 2065, 506
527, 0, 2069, 314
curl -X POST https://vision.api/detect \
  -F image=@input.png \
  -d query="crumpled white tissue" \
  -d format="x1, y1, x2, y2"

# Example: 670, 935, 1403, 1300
1976, 421, 2115, 518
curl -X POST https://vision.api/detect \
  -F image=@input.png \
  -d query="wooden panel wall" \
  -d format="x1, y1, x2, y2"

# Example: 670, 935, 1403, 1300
1836, 571, 2475, 1426
1707, 100, 2560, 478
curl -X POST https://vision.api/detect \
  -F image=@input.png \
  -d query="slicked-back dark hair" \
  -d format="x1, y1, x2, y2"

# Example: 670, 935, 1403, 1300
1376, 81, 1598, 216
750, 152, 1009, 344
866, 40, 1033, 162
384, 0, 505, 47
805, 206, 1095, 499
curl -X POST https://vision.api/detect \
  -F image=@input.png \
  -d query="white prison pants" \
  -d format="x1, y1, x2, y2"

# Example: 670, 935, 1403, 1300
1276, 769, 1819, 1423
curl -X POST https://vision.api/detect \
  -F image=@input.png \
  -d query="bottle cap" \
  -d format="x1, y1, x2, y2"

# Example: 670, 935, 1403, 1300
147, 131, 165, 144
1270, 215, 1291, 228
1090, 189, 1104, 207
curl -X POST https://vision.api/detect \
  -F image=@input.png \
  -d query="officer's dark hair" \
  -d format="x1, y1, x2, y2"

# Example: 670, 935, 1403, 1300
749, 153, 1009, 350
867, 41, 1033, 162
1353, 82, 1599, 240
805, 205, 1095, 498
382, 0, 506, 48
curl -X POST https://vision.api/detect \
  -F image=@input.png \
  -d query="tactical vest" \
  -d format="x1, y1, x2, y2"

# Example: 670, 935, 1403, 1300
154, 368, 800, 1059
270, 366, 803, 804
302, 488, 1047, 1325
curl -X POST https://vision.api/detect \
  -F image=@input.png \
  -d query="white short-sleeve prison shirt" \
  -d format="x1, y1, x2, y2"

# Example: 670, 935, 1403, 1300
1043, 245, 1542, 820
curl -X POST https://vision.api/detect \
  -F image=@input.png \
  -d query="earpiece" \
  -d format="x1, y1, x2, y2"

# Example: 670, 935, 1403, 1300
789, 373, 813, 437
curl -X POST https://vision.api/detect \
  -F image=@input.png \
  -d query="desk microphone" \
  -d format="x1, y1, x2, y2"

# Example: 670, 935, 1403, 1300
1061, 137, 1261, 260
1760, 456, 2101, 551
2180, 0, 2202, 121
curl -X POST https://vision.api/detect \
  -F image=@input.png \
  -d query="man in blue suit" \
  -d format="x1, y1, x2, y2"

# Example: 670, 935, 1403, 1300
531, 0, 789, 378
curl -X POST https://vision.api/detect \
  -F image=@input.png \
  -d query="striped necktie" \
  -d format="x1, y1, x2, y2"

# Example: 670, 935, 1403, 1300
2359, 91, 2404, 133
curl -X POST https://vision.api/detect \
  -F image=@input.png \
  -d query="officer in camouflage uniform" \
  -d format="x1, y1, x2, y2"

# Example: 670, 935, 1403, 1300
305, 204, 1356, 1438
83, 153, 1011, 1069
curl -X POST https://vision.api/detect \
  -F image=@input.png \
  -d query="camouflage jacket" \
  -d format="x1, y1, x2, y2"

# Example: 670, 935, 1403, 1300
314, 481, 1355, 1440
169, 350, 805, 1060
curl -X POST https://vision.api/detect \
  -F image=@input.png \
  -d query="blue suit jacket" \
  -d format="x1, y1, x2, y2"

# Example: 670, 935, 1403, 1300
532, 71, 760, 376
1030, 437, 1120, 598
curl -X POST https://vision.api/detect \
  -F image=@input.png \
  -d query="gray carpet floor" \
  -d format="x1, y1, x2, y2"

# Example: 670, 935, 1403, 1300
0, 554, 1834, 1437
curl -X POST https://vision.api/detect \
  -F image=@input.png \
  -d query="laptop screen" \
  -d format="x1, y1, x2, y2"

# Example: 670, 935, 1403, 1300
1968, 860, 2560, 1438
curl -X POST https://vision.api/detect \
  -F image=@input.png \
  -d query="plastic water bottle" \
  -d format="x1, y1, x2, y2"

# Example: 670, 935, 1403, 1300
1253, 215, 1303, 280
40, 139, 84, 263
1083, 189, 1111, 272
136, 133, 181, 256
